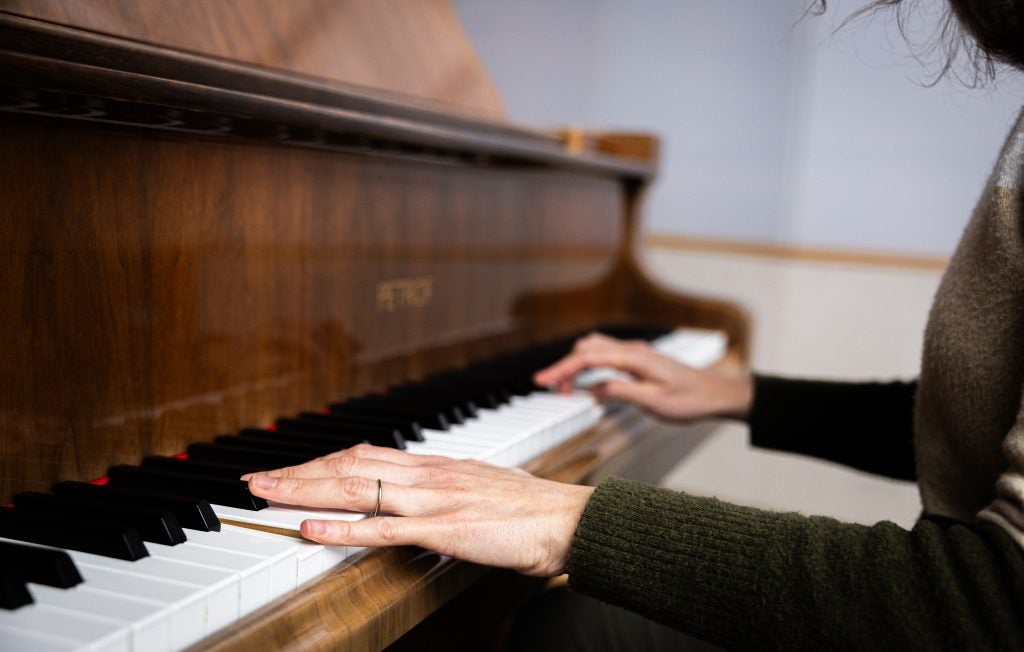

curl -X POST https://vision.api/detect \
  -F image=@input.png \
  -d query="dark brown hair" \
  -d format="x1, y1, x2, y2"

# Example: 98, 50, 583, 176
815, 0, 1024, 84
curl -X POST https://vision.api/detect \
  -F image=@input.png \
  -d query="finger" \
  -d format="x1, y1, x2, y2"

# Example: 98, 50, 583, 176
240, 457, 337, 482
534, 335, 654, 386
571, 332, 617, 352
301, 515, 444, 551
247, 475, 432, 514
534, 352, 611, 387
242, 456, 438, 487
592, 378, 662, 407
534, 349, 655, 387
429, 457, 526, 481
324, 443, 457, 469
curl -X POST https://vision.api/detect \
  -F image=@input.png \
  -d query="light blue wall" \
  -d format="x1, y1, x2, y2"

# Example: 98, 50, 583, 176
453, 0, 1024, 256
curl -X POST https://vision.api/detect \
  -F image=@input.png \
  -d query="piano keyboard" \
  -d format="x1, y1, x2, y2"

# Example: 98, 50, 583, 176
0, 328, 726, 652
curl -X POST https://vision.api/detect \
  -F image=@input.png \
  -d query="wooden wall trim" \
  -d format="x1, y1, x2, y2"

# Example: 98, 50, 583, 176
644, 233, 949, 271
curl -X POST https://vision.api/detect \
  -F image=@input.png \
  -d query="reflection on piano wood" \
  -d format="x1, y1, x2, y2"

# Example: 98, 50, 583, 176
0, 1, 749, 650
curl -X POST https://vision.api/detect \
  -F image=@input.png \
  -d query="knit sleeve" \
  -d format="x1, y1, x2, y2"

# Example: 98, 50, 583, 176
747, 375, 918, 481
567, 478, 1024, 651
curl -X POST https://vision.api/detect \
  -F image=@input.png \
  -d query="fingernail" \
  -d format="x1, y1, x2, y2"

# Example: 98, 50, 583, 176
239, 473, 252, 481
304, 520, 325, 535
252, 475, 278, 489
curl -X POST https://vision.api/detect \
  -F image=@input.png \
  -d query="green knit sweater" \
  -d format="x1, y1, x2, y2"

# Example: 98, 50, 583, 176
566, 110, 1024, 650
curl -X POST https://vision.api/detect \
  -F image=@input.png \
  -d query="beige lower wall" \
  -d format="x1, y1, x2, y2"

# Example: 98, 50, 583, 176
643, 246, 945, 379
642, 244, 940, 526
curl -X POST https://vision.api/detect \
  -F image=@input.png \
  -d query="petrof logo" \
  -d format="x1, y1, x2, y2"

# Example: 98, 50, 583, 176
376, 276, 434, 312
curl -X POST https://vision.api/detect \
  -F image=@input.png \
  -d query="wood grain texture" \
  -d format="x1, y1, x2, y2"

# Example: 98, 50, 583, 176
0, 114, 628, 500
0, 13, 652, 181
0, 0, 505, 119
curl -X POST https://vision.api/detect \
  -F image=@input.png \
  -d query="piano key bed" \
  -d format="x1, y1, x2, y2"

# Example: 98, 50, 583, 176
0, 328, 726, 652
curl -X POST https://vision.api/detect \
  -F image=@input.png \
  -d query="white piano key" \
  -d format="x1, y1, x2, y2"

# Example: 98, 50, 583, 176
0, 624, 80, 652
29, 583, 172, 652
73, 564, 211, 648
213, 502, 363, 536
185, 526, 301, 598
570, 329, 727, 389
0, 535, 221, 649
214, 524, 329, 584
0, 602, 130, 652
144, 542, 272, 616
66, 548, 239, 635
297, 543, 326, 583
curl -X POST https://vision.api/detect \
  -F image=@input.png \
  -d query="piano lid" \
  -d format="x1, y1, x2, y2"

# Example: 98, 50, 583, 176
0, 0, 506, 120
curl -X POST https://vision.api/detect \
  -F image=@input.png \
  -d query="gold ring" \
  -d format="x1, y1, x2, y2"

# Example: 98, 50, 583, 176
372, 478, 383, 517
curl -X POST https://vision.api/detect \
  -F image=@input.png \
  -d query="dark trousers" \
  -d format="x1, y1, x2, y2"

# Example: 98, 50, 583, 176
510, 586, 725, 652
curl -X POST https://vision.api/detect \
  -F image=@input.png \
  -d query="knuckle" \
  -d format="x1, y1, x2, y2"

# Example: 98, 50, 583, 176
376, 517, 400, 541
329, 455, 358, 477
340, 476, 372, 502
421, 465, 451, 484
579, 352, 598, 367
445, 485, 470, 508
348, 443, 375, 458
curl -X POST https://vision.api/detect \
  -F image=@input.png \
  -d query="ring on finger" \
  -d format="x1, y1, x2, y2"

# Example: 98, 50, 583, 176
372, 478, 383, 517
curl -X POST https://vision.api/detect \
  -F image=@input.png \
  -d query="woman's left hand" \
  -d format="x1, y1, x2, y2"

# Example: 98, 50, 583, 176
243, 443, 595, 577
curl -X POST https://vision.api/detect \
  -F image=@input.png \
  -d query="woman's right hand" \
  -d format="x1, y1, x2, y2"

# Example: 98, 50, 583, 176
533, 332, 753, 422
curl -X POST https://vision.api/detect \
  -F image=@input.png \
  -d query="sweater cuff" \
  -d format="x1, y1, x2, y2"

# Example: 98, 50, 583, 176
566, 477, 776, 647
746, 374, 793, 451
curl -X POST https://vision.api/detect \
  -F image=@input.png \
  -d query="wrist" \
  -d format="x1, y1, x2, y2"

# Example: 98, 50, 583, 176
711, 374, 753, 420
545, 483, 596, 577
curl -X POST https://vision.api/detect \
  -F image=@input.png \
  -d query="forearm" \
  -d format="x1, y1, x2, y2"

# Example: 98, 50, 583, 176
567, 478, 1024, 651
747, 375, 918, 481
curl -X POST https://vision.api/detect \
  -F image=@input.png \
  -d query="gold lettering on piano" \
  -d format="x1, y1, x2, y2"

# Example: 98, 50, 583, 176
376, 276, 434, 312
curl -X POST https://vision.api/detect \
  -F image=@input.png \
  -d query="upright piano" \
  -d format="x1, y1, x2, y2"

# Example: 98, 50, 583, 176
0, 2, 750, 649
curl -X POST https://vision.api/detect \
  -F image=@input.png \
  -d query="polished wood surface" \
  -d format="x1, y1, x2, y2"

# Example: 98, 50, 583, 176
0, 4, 750, 649
0, 0, 505, 119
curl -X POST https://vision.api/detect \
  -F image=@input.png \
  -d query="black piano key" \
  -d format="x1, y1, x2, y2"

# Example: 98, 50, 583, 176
448, 369, 532, 397
13, 492, 186, 546
186, 443, 314, 471
237, 428, 376, 452
212, 436, 343, 459
338, 393, 459, 418
106, 465, 267, 511
270, 419, 406, 448
0, 572, 33, 610
387, 387, 481, 417
403, 399, 466, 424
141, 456, 267, 479
329, 403, 450, 430
52, 481, 221, 532
422, 374, 510, 399
0, 507, 149, 561
296, 412, 424, 442
436, 375, 516, 403
0, 540, 83, 588
414, 382, 503, 409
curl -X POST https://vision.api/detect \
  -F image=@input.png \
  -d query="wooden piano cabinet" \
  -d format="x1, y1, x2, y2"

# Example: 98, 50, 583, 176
0, 4, 750, 650
0, 0, 505, 120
